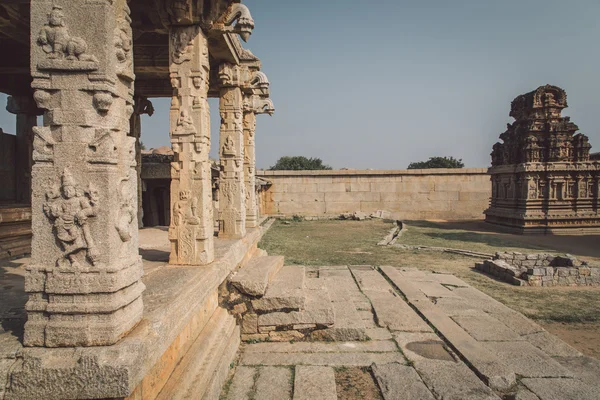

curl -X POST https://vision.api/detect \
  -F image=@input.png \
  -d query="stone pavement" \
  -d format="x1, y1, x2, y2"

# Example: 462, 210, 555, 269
220, 265, 600, 400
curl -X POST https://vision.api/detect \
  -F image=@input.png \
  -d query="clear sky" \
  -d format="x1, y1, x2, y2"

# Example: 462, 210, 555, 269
1, 0, 598, 169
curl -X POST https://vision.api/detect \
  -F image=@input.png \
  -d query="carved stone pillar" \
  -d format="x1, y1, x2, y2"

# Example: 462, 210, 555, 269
26, 0, 143, 347
6, 96, 41, 204
243, 111, 258, 228
218, 65, 246, 238
131, 97, 154, 228
168, 25, 214, 265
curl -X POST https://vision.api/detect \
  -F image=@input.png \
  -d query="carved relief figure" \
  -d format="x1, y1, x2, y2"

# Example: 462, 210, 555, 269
37, 6, 98, 63
43, 169, 99, 268
174, 110, 196, 135
116, 175, 135, 242
222, 135, 235, 156
528, 179, 538, 200
171, 29, 193, 64
172, 191, 201, 226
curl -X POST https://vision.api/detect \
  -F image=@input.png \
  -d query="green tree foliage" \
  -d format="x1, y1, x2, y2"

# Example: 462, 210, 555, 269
270, 156, 333, 171
407, 156, 464, 169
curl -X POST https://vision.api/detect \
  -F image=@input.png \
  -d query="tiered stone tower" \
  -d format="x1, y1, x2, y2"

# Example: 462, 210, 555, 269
485, 85, 600, 234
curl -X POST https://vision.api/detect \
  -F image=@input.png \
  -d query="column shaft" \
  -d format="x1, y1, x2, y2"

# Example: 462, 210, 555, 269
168, 25, 214, 265
218, 85, 246, 238
243, 112, 258, 228
26, 0, 143, 347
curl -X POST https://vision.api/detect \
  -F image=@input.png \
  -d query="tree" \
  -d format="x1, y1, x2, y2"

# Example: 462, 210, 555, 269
270, 156, 333, 171
407, 156, 464, 169
139, 141, 147, 151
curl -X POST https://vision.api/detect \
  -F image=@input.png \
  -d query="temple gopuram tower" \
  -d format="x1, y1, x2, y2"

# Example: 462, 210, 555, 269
485, 85, 600, 234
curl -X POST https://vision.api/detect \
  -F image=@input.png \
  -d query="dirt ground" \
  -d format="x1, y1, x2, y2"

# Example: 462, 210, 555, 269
259, 218, 600, 358
335, 367, 382, 400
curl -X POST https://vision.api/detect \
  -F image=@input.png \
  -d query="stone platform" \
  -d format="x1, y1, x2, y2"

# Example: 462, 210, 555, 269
0, 221, 273, 399
221, 265, 600, 400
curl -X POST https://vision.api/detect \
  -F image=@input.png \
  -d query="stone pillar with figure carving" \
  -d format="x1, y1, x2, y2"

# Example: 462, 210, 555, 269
242, 111, 258, 228
6, 96, 42, 205
26, 0, 143, 347
242, 70, 274, 228
218, 63, 246, 238
168, 25, 214, 265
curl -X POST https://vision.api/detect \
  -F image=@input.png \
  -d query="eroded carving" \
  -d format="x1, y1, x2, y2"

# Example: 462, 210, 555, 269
37, 5, 99, 70
174, 110, 196, 135
87, 129, 117, 164
116, 175, 135, 242
43, 169, 99, 268
32, 126, 56, 162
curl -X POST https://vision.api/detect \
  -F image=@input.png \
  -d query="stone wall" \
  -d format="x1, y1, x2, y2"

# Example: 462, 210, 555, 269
257, 168, 490, 220
476, 252, 600, 287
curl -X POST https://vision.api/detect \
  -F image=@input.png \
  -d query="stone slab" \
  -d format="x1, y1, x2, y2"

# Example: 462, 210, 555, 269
254, 366, 292, 400
487, 309, 545, 336
293, 366, 337, 400
372, 363, 436, 400
362, 290, 433, 333
485, 341, 575, 378
554, 356, 600, 387
365, 328, 393, 341
413, 281, 462, 299
241, 352, 405, 367
349, 266, 393, 292
415, 359, 501, 400
429, 273, 470, 287
225, 366, 256, 400
408, 298, 516, 390
258, 308, 334, 327
230, 256, 285, 297
379, 266, 429, 301
452, 313, 523, 341
521, 378, 599, 400
252, 266, 306, 311
393, 332, 456, 363
523, 331, 582, 358
244, 340, 398, 354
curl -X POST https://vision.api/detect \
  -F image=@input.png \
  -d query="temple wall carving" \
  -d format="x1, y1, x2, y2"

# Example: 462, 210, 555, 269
485, 85, 600, 234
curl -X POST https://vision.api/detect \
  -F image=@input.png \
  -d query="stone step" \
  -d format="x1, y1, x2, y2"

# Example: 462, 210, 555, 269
156, 307, 239, 400
257, 287, 334, 330
230, 256, 285, 297
293, 366, 337, 400
252, 266, 306, 312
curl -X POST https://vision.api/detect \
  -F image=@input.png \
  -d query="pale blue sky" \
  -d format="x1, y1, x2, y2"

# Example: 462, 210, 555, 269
1, 0, 598, 169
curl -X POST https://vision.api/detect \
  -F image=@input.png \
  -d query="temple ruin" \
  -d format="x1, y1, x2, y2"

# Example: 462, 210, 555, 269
485, 85, 600, 234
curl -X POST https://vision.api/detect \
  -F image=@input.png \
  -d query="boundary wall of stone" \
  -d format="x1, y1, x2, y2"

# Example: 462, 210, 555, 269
257, 168, 490, 220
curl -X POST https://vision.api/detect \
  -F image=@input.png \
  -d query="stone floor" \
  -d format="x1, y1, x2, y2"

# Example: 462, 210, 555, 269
220, 265, 600, 400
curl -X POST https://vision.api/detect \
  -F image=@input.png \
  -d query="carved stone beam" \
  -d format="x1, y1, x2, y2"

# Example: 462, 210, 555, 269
244, 96, 274, 116
210, 3, 254, 42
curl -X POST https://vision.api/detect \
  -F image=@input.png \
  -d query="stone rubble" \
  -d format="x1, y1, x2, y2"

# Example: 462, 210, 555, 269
476, 252, 600, 286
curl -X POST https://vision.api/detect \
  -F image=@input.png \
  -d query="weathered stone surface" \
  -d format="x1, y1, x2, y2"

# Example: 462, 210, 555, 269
156, 308, 238, 399
415, 359, 501, 400
6, 226, 270, 400
414, 281, 462, 299
244, 340, 397, 354
230, 256, 284, 296
293, 366, 337, 400
225, 366, 256, 400
362, 289, 432, 333
254, 366, 292, 400
554, 356, 600, 387
485, 341, 574, 378
365, 328, 393, 341
393, 332, 455, 363
258, 308, 334, 327
521, 378, 599, 400
241, 352, 405, 367
452, 313, 523, 341
372, 363, 436, 400
252, 266, 306, 311
523, 331, 582, 358
242, 313, 258, 334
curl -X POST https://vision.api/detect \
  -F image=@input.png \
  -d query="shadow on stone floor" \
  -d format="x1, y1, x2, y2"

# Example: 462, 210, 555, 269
140, 248, 170, 262
0, 265, 26, 343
